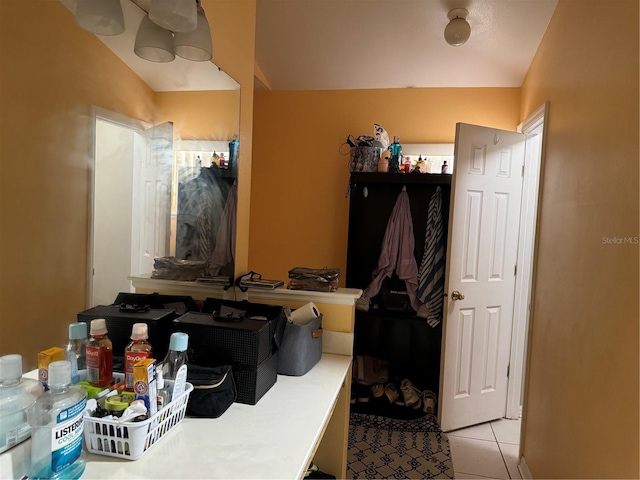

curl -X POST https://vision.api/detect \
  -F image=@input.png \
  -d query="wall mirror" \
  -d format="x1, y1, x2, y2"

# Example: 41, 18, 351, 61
57, 0, 241, 306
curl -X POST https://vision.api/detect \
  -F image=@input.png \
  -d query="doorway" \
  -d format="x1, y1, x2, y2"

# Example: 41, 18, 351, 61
88, 108, 173, 307
439, 104, 548, 431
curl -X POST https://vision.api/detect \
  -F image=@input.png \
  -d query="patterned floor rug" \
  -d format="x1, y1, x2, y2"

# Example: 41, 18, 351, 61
347, 413, 454, 479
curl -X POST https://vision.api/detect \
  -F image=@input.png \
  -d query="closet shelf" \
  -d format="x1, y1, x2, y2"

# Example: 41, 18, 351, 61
350, 172, 452, 186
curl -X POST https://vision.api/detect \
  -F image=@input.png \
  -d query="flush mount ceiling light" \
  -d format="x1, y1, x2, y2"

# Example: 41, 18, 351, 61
75, 0, 125, 36
444, 8, 471, 47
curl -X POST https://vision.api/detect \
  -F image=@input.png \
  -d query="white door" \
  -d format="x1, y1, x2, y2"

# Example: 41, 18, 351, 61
131, 122, 173, 277
439, 123, 525, 432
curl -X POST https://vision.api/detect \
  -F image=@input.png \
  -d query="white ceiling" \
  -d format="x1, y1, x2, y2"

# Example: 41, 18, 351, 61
255, 0, 558, 91
60, 0, 239, 92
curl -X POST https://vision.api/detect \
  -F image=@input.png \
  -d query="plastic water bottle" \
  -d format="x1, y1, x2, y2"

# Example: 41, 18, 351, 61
160, 332, 189, 402
86, 318, 113, 388
28, 360, 87, 480
65, 322, 88, 384
0, 354, 44, 453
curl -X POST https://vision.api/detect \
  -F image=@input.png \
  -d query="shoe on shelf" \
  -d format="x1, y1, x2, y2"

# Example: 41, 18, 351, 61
354, 382, 370, 403
384, 382, 400, 404
370, 383, 384, 398
400, 379, 422, 409
422, 390, 437, 414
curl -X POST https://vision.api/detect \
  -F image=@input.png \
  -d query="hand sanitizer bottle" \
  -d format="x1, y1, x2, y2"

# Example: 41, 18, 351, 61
159, 332, 189, 402
0, 354, 44, 453
29, 360, 87, 480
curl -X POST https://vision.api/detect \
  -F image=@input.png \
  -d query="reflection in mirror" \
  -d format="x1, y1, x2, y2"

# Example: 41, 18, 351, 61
57, 0, 241, 305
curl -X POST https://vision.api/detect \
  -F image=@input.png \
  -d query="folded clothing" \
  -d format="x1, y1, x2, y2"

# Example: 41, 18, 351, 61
287, 267, 340, 292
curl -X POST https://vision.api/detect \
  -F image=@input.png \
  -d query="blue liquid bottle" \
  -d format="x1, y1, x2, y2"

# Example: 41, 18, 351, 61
29, 360, 87, 480
389, 136, 402, 173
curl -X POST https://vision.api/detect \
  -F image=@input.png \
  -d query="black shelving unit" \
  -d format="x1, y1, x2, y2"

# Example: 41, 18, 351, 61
346, 171, 452, 414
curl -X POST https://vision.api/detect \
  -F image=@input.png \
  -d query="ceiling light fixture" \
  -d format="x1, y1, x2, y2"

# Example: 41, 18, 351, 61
75, 0, 125, 36
172, 2, 213, 62
444, 8, 471, 47
134, 14, 176, 63
149, 0, 198, 33
74, 0, 213, 64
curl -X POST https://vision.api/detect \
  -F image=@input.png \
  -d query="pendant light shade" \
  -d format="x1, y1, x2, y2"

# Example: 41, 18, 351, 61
134, 14, 175, 63
173, 5, 213, 62
76, 0, 125, 36
149, 0, 198, 33
444, 8, 471, 47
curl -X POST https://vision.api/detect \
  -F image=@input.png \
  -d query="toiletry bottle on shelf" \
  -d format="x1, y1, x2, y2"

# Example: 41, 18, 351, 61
86, 319, 113, 388
388, 136, 402, 173
219, 153, 227, 169
65, 322, 88, 384
0, 354, 43, 454
403, 156, 412, 173
228, 134, 239, 171
124, 323, 153, 392
442, 160, 449, 174
211, 151, 219, 166
377, 156, 389, 173
159, 332, 189, 402
29, 360, 87, 480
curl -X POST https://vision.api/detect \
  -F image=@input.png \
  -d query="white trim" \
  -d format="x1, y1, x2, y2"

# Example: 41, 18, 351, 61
506, 102, 548, 419
518, 455, 533, 479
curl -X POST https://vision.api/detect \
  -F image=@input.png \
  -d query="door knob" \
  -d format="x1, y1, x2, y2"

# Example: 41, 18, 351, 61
451, 290, 465, 301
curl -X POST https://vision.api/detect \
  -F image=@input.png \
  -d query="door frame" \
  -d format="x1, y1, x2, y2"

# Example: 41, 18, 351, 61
505, 102, 549, 419
87, 106, 149, 308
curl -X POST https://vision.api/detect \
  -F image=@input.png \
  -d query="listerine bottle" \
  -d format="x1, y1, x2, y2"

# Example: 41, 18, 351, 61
28, 360, 87, 480
389, 136, 402, 173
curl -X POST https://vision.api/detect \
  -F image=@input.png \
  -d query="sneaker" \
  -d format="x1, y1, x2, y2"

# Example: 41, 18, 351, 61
400, 379, 422, 409
422, 390, 437, 414
384, 382, 400, 404
371, 383, 384, 398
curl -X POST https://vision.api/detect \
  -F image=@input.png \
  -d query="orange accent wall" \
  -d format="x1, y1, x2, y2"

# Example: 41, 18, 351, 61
519, 1, 639, 477
250, 88, 520, 283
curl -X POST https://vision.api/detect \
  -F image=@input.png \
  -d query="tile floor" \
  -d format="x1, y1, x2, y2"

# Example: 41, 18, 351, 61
447, 417, 522, 479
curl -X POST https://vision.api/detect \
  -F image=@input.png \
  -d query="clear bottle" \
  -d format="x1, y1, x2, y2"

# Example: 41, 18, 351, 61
160, 332, 189, 402
156, 370, 169, 409
86, 319, 113, 388
124, 323, 153, 392
66, 322, 88, 384
0, 354, 44, 453
28, 360, 87, 480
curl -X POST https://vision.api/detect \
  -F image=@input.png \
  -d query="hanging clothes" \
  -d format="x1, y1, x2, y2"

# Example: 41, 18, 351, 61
362, 189, 422, 312
176, 167, 228, 264
208, 183, 237, 276
417, 186, 445, 327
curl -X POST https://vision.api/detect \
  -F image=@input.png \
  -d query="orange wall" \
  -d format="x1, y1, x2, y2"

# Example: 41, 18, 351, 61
520, 0, 639, 477
0, 0, 256, 370
250, 88, 520, 283
0, 0, 155, 370
155, 90, 240, 141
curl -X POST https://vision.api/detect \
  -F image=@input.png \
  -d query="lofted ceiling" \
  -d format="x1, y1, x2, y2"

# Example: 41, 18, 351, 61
255, 0, 558, 91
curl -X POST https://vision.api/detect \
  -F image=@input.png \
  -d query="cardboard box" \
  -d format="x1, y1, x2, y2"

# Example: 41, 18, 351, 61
38, 347, 66, 387
133, 358, 157, 417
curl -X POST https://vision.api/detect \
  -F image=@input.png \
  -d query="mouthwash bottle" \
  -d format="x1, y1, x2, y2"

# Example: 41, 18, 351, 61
66, 322, 88, 384
0, 354, 44, 453
124, 323, 153, 392
28, 360, 87, 480
86, 318, 113, 388
389, 136, 402, 173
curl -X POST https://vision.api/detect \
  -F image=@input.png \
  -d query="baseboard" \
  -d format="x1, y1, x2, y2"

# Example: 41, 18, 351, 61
518, 456, 532, 479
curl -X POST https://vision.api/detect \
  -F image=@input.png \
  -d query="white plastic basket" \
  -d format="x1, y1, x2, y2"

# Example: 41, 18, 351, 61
83, 379, 193, 460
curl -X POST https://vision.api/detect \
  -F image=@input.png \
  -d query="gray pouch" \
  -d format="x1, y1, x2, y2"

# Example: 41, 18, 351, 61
277, 315, 323, 376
